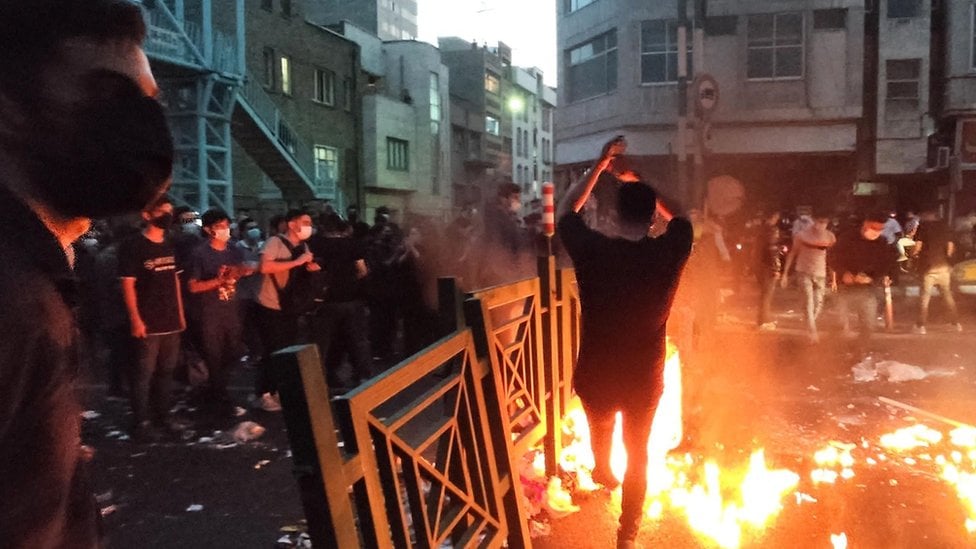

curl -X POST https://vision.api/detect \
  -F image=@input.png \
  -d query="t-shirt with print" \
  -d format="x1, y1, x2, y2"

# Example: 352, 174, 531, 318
117, 233, 183, 335
189, 242, 247, 314
257, 235, 308, 311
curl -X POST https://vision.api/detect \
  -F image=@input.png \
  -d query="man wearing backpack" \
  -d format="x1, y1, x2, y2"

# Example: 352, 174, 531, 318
254, 210, 319, 411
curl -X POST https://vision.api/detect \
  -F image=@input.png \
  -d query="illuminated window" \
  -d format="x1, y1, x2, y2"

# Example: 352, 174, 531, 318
430, 72, 442, 131
485, 72, 500, 94
280, 55, 292, 95
641, 20, 691, 84
314, 68, 336, 105
314, 145, 339, 194
485, 115, 500, 136
387, 138, 409, 171
567, 30, 617, 102
747, 13, 803, 80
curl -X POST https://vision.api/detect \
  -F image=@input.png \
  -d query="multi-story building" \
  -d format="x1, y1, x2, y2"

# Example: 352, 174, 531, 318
556, 0, 870, 211
509, 66, 558, 200
307, 0, 418, 41
440, 38, 514, 207
326, 22, 452, 222
940, 0, 976, 217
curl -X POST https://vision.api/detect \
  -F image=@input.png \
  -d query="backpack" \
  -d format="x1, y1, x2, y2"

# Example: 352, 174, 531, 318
270, 236, 326, 315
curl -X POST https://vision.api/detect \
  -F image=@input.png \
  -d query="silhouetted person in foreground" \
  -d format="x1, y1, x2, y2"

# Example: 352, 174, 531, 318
0, 1, 173, 544
557, 137, 693, 549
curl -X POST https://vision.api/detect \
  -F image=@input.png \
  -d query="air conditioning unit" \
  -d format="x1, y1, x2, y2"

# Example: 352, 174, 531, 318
937, 146, 950, 169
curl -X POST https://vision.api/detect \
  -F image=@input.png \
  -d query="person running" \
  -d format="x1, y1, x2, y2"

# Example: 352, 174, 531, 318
557, 137, 693, 549
781, 209, 837, 343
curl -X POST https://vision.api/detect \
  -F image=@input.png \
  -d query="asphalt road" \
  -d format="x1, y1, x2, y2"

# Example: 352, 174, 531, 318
82, 286, 976, 548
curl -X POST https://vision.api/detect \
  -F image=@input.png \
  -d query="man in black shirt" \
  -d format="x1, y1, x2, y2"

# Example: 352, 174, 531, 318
557, 137, 693, 549
913, 209, 961, 333
119, 196, 186, 440
309, 214, 372, 388
188, 209, 256, 415
0, 1, 174, 543
829, 213, 898, 339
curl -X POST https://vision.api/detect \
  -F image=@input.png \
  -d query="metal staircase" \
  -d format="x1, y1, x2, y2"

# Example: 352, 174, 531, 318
137, 0, 339, 213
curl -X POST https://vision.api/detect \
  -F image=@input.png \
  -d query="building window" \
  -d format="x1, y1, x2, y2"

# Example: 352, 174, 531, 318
542, 106, 552, 131
262, 48, 276, 90
485, 115, 500, 136
641, 20, 691, 84
281, 0, 292, 16
280, 55, 292, 95
746, 13, 803, 80
565, 0, 597, 13
813, 9, 847, 30
567, 30, 617, 102
885, 58, 921, 116
314, 68, 336, 105
705, 16, 738, 36
430, 72, 442, 133
387, 138, 409, 171
485, 72, 500, 94
313, 145, 339, 193
261, 0, 273, 11
343, 78, 353, 111
887, 0, 921, 19
515, 130, 522, 158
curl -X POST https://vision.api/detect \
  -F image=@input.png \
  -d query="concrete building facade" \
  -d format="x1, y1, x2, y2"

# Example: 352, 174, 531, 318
329, 22, 452, 222
556, 0, 869, 210
307, 0, 418, 41
510, 66, 558, 200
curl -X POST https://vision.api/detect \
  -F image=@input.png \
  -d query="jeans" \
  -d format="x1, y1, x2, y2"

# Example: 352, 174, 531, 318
255, 305, 299, 396
837, 286, 879, 338
130, 332, 181, 426
917, 267, 958, 327
582, 395, 661, 541
798, 272, 827, 335
311, 300, 373, 387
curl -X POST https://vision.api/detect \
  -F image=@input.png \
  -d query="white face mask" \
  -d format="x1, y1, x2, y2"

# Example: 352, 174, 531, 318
298, 226, 313, 241
214, 228, 232, 242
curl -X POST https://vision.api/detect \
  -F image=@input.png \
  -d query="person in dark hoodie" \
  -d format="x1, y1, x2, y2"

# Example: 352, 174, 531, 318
0, 1, 173, 544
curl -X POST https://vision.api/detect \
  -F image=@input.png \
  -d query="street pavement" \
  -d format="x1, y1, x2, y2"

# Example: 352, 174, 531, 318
82, 285, 976, 548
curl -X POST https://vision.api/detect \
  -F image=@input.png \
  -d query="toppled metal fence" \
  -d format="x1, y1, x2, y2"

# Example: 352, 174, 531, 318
273, 260, 581, 548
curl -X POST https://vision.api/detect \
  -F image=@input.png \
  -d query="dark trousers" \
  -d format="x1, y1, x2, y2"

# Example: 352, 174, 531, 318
369, 298, 399, 360
241, 299, 264, 359
311, 300, 373, 387
130, 332, 181, 426
582, 396, 660, 540
198, 305, 243, 402
102, 325, 133, 395
255, 305, 298, 395
757, 272, 778, 325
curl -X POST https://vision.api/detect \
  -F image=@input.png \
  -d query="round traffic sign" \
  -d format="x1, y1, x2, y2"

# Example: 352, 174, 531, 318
694, 74, 720, 115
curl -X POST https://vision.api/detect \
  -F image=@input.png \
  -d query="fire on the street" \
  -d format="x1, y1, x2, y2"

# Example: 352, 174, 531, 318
546, 342, 976, 547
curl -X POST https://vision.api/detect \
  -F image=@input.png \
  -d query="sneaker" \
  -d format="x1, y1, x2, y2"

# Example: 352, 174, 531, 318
758, 322, 776, 332
913, 325, 927, 335
954, 323, 963, 332
258, 392, 282, 412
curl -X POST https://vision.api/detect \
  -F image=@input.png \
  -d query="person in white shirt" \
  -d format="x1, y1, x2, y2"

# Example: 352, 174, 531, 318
782, 211, 837, 343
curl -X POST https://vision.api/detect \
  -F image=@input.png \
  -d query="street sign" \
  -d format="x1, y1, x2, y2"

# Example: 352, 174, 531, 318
694, 74, 720, 116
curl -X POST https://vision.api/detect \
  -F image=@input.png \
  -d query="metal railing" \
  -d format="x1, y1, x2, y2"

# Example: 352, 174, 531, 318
139, 0, 241, 77
237, 72, 316, 183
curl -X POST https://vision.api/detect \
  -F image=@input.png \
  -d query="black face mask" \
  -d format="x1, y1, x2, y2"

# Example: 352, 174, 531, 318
11, 70, 174, 219
149, 212, 174, 230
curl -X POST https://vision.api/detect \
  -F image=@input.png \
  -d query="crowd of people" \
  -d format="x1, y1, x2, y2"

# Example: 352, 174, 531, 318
682, 203, 967, 345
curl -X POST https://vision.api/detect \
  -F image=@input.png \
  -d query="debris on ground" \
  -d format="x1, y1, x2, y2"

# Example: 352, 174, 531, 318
853, 356, 955, 383
233, 421, 266, 443
82, 410, 101, 420
186, 504, 204, 512
100, 505, 118, 517
254, 459, 272, 470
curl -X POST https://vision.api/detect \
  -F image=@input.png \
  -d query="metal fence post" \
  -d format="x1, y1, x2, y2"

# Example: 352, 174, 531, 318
537, 253, 562, 477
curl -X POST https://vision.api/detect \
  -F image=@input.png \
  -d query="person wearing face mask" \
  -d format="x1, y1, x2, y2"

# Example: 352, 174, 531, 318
118, 196, 186, 443
829, 212, 899, 340
254, 209, 320, 411
188, 209, 256, 417
0, 2, 173, 543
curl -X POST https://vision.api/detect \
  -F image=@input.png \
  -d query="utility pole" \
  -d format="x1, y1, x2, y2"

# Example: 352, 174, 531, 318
691, 0, 707, 211
677, 0, 689, 207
